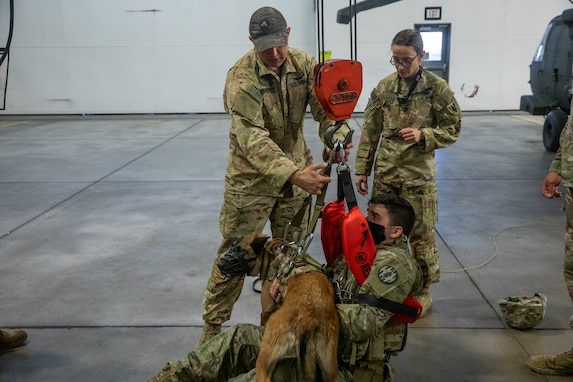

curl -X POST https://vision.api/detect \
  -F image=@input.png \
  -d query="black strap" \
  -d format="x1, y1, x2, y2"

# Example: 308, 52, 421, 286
396, 68, 422, 103
337, 164, 357, 210
352, 293, 419, 318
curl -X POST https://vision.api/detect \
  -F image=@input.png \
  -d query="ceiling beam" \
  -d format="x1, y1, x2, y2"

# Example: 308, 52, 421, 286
337, 0, 402, 24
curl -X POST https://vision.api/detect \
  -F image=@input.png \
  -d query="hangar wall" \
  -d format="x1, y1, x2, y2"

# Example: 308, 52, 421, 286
0, 0, 569, 114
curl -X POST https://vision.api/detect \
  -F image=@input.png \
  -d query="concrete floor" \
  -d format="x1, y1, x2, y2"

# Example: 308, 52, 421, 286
0, 112, 572, 381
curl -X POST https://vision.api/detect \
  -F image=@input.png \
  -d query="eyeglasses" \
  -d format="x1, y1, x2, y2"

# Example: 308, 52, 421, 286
390, 56, 418, 68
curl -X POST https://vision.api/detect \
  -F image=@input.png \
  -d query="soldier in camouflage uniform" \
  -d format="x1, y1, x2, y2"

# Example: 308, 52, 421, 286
527, 96, 573, 376
149, 194, 422, 382
354, 29, 461, 315
198, 6, 350, 345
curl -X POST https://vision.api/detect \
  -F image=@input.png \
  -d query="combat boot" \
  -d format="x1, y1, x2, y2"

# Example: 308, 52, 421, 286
527, 347, 573, 376
196, 323, 221, 347
0, 329, 28, 351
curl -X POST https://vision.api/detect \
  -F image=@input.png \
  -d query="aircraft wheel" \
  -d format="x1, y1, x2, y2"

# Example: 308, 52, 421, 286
543, 109, 567, 152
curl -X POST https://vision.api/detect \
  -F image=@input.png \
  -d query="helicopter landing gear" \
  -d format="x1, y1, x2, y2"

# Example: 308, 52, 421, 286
543, 109, 567, 152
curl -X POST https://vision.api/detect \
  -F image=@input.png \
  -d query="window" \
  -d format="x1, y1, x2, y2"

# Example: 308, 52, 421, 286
420, 31, 443, 61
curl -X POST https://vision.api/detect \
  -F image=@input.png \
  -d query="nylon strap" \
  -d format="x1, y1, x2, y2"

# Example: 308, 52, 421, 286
337, 164, 357, 210
306, 163, 333, 236
396, 68, 422, 103
352, 293, 419, 318
290, 194, 312, 231
302, 253, 326, 271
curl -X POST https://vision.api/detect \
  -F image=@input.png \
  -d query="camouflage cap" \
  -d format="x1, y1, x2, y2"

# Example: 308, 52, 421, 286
249, 7, 288, 52
498, 293, 547, 329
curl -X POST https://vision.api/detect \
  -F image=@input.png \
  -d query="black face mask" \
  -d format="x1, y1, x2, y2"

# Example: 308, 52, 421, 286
368, 220, 386, 244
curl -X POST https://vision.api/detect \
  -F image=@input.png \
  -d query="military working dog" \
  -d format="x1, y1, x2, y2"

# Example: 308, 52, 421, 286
255, 270, 340, 382
218, 234, 340, 381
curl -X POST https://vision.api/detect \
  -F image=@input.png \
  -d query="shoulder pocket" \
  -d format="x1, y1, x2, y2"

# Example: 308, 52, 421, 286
231, 85, 263, 122
365, 90, 386, 112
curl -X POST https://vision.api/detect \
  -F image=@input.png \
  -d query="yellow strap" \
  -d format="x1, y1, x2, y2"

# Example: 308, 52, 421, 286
350, 342, 358, 366
302, 253, 325, 272
307, 163, 332, 235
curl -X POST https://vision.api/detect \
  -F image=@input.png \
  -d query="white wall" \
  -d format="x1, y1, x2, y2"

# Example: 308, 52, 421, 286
322, 0, 571, 112
2, 0, 316, 114
0, 0, 571, 114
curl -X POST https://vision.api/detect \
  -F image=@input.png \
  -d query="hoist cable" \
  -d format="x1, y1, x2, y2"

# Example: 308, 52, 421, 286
348, 0, 353, 60
317, 0, 358, 62
317, 0, 325, 65
0, 0, 15, 67
351, 0, 358, 60
346, 0, 358, 60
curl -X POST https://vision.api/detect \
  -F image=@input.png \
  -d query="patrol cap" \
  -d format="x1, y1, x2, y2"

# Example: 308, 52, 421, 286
249, 7, 288, 52
498, 293, 547, 330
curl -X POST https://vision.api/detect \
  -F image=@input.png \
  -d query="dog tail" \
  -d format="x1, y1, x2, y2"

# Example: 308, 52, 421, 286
316, 324, 339, 382
302, 327, 339, 382
297, 330, 318, 382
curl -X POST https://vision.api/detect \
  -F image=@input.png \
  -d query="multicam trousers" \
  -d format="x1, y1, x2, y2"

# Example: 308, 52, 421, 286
151, 325, 262, 382
149, 324, 392, 382
202, 192, 309, 325
565, 188, 573, 322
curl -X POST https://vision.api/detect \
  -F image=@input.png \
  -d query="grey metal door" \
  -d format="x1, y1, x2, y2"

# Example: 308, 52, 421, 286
414, 23, 451, 82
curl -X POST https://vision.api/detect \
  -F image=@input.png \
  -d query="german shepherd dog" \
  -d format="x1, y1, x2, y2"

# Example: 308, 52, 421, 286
255, 270, 340, 382
219, 235, 340, 381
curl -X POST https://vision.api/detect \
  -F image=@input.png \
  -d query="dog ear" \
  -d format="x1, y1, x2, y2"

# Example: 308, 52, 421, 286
260, 238, 286, 280
239, 234, 269, 277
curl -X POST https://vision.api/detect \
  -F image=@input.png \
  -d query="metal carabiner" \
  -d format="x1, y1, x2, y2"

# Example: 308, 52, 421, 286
323, 120, 354, 152
297, 233, 314, 256
329, 140, 344, 163
337, 161, 351, 175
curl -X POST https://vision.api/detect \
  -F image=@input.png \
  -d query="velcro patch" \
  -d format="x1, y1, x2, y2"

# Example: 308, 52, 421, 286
378, 265, 398, 284
447, 102, 459, 114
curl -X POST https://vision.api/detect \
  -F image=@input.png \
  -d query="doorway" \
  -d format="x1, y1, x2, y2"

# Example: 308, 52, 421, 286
414, 23, 451, 82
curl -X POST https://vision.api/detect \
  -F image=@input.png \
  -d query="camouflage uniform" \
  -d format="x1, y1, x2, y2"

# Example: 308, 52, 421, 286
152, 237, 422, 382
355, 69, 461, 288
201, 47, 333, 327
525, 99, 573, 376
548, 107, 573, 307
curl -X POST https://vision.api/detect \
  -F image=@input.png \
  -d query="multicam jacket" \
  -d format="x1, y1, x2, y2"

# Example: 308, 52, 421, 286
223, 47, 333, 197
329, 236, 423, 366
550, 101, 573, 185
270, 235, 421, 367
355, 69, 461, 187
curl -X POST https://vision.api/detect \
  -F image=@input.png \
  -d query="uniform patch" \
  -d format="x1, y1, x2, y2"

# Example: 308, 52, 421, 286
447, 102, 459, 114
378, 265, 398, 284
